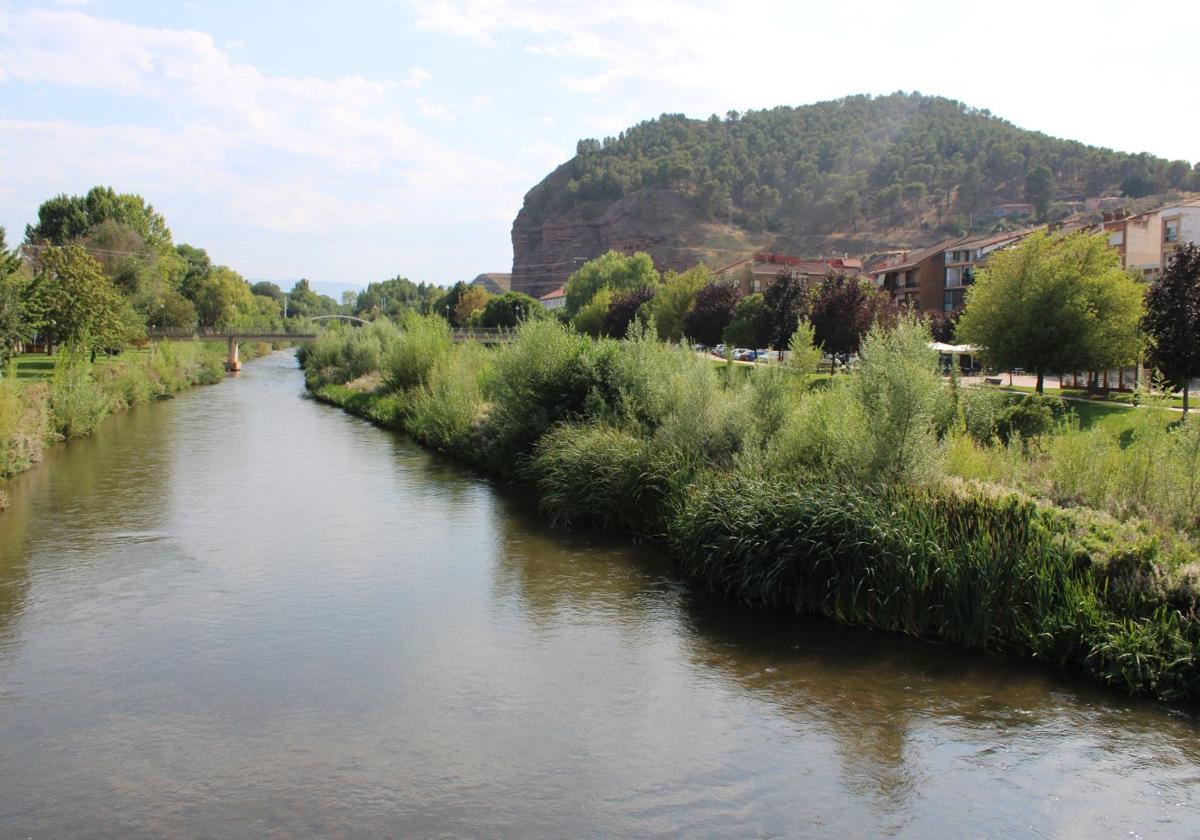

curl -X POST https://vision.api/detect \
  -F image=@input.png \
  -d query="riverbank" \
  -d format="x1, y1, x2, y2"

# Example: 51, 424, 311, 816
0, 341, 274, 509
301, 317, 1199, 702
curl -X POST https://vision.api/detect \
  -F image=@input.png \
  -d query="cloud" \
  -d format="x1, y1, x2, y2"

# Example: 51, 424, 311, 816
401, 66, 433, 88
0, 10, 525, 239
416, 96, 452, 121
518, 139, 567, 168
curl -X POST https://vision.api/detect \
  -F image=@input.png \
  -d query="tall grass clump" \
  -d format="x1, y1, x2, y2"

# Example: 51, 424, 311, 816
49, 350, 111, 439
385, 314, 452, 391
529, 423, 677, 533
406, 341, 490, 455
481, 319, 608, 469
303, 320, 400, 387
853, 316, 946, 483
0, 365, 48, 477
765, 380, 870, 482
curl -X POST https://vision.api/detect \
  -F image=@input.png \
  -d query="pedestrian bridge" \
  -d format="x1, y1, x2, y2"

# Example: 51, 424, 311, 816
144, 321, 514, 371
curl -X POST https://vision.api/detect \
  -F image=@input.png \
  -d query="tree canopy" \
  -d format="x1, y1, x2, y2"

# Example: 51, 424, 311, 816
564, 250, 659, 315
521, 93, 1197, 237
684, 283, 740, 345
956, 231, 1144, 392
1143, 243, 1200, 412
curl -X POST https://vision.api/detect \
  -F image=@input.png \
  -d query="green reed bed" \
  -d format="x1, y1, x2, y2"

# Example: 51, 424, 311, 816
300, 315, 1200, 701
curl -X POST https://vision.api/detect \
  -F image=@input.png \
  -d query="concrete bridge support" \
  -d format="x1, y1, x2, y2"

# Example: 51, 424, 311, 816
226, 336, 241, 372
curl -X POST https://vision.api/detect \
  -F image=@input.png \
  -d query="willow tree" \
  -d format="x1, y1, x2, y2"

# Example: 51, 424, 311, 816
956, 231, 1144, 393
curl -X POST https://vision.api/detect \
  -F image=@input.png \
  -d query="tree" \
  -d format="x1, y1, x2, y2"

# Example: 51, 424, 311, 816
478, 291, 547, 328
0, 228, 31, 362
573, 289, 613, 338
723, 293, 769, 347
760, 273, 811, 348
683, 283, 740, 345
564, 250, 659, 315
23, 245, 128, 354
285, 278, 339, 319
924, 308, 960, 343
1024, 165, 1056, 220
454, 286, 492, 325
788, 322, 823, 381
956, 231, 1144, 393
189, 267, 256, 329
1143, 243, 1200, 413
650, 265, 710, 342
251, 281, 284, 302
809, 274, 885, 369
602, 286, 656, 337
25, 186, 172, 251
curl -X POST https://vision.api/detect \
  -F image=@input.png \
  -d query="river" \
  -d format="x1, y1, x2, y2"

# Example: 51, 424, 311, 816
1, 351, 1197, 838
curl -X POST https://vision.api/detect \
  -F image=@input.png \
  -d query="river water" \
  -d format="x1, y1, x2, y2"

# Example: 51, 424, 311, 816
1, 352, 1197, 838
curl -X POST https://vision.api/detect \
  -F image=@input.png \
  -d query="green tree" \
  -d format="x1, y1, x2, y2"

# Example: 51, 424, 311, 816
957, 231, 1144, 393
683, 283, 739, 345
1024, 165, 1056, 220
723, 293, 769, 347
650, 265, 710, 342
25, 186, 172, 251
1142, 243, 1200, 413
787, 322, 823, 381
285, 278, 339, 319
454, 285, 492, 325
573, 289, 613, 338
760, 273, 811, 348
190, 267, 255, 329
478, 291, 547, 328
564, 250, 659, 315
0, 228, 31, 362
24, 245, 129, 354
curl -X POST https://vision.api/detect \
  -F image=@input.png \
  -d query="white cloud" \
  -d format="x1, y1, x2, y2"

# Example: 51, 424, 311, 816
0, 11, 524, 232
518, 139, 567, 168
401, 66, 433, 88
416, 96, 452, 121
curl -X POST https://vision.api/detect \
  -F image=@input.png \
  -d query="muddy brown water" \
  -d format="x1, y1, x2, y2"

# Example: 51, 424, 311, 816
1, 352, 1197, 838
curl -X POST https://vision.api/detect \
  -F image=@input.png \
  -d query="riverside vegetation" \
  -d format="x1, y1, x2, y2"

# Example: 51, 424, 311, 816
0, 341, 271, 508
301, 315, 1200, 702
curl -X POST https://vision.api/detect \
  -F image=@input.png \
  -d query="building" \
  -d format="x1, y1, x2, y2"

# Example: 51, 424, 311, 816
539, 286, 566, 311
1102, 210, 1163, 277
717, 253, 863, 296
870, 237, 966, 312
940, 229, 1034, 311
1160, 200, 1200, 268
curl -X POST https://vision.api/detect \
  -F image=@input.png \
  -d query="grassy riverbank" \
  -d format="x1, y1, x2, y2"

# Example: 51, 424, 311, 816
302, 317, 1200, 701
0, 341, 273, 507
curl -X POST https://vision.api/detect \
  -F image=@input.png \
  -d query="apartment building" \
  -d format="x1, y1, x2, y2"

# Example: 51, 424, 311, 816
870, 237, 965, 311
939, 229, 1033, 311
1102, 209, 1163, 277
1161, 200, 1200, 268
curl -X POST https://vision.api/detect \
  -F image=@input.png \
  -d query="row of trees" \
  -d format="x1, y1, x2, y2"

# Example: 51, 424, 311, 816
560, 249, 894, 364
0, 186, 345, 362
562, 235, 1200, 410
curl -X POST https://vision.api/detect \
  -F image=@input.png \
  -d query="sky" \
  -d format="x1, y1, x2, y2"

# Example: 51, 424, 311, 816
0, 1, 1197, 288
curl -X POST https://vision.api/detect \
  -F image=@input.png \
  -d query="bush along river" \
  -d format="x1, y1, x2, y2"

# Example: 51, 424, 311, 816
0, 351, 1198, 837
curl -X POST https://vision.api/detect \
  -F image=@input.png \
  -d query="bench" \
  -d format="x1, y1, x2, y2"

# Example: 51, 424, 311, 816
984, 377, 1002, 385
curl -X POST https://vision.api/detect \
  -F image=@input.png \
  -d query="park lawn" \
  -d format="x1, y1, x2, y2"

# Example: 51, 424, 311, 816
14, 348, 156, 380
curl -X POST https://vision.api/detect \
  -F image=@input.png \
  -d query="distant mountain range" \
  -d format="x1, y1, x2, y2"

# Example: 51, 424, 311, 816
510, 92, 1198, 297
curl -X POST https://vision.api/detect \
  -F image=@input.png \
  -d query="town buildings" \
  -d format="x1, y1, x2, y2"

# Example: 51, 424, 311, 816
538, 286, 566, 311
717, 253, 863, 295
1161, 200, 1200, 269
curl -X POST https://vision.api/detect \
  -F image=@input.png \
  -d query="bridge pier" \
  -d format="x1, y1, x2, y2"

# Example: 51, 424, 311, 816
226, 336, 241, 372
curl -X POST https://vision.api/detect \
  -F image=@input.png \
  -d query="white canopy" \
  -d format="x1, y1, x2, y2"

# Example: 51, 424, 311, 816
928, 342, 977, 355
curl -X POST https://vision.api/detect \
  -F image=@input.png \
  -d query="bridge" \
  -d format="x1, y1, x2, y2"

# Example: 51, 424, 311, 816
144, 320, 514, 372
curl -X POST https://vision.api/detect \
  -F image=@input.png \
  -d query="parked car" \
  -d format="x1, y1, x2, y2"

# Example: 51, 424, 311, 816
754, 348, 773, 362
713, 344, 726, 357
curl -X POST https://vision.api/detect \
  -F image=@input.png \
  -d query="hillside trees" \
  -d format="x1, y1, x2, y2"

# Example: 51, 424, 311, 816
1143, 243, 1200, 413
956, 231, 1144, 392
1025, 165, 1056, 220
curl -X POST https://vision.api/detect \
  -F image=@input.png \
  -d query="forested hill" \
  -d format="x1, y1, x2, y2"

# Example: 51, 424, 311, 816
510, 92, 1198, 296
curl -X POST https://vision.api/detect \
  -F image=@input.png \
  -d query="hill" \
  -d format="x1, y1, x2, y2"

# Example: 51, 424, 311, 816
510, 92, 1198, 296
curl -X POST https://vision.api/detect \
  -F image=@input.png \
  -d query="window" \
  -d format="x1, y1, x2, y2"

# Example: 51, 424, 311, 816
963, 267, 975, 286
944, 289, 964, 311
1165, 220, 1180, 243
945, 266, 962, 287
1108, 230, 1124, 246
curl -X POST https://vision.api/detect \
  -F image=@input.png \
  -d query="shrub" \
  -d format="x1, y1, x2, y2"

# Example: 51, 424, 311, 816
765, 380, 870, 482
0, 368, 48, 477
49, 351, 111, 439
384, 314, 452, 391
852, 316, 947, 483
996, 393, 1066, 446
407, 341, 490, 455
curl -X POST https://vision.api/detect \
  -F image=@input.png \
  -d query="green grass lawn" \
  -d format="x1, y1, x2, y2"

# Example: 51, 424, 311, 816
13, 349, 160, 380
